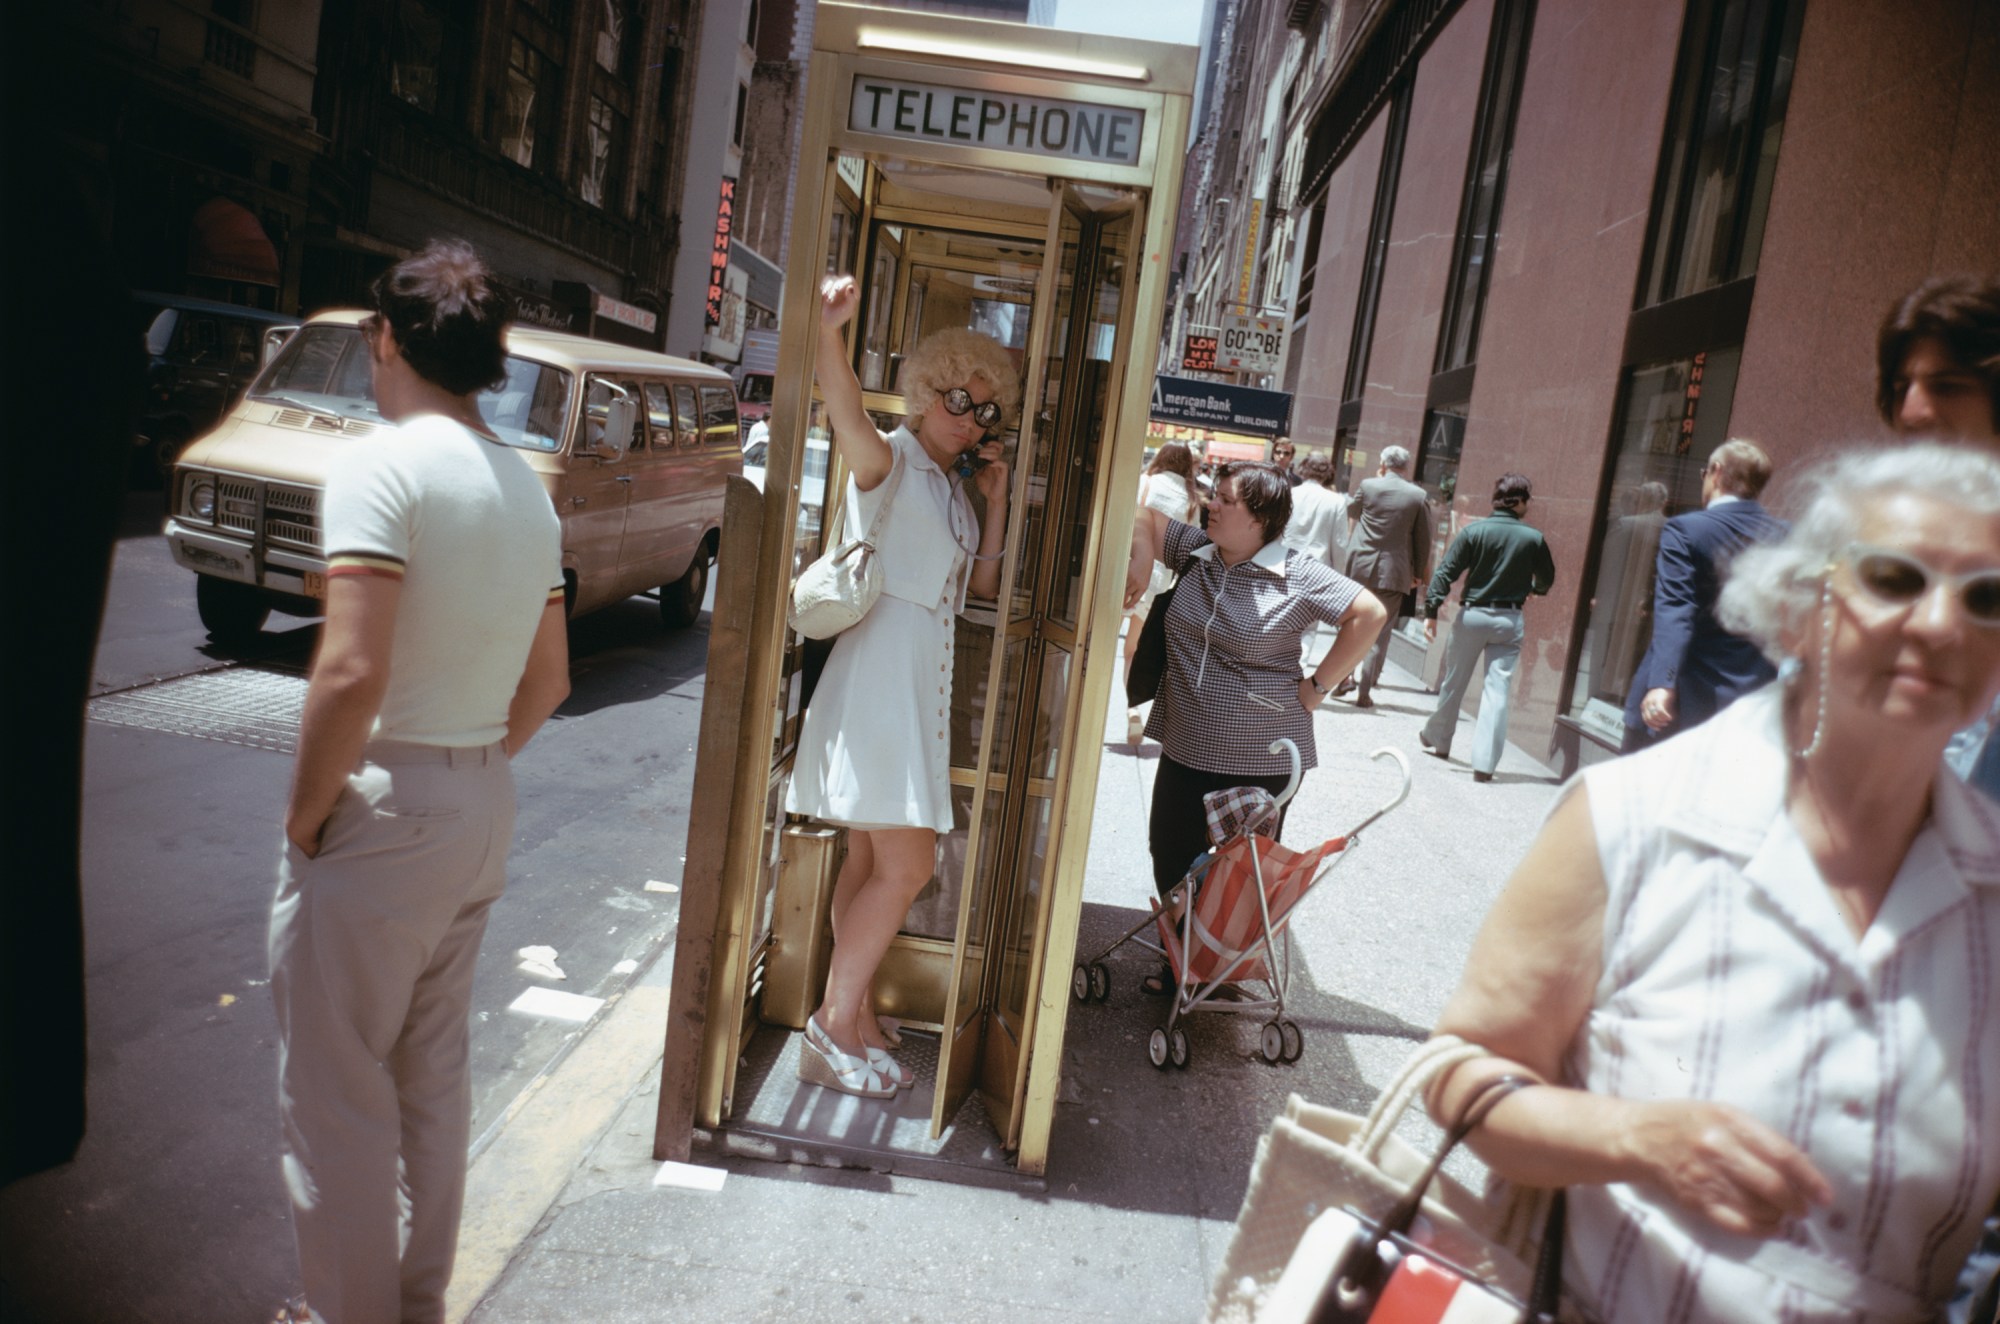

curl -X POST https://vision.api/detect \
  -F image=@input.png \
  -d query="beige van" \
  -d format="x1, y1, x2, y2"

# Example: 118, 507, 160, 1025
166, 309, 739, 640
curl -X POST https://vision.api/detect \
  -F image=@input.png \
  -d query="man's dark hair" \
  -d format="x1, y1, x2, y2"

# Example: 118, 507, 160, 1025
1217, 460, 1293, 543
1296, 453, 1335, 484
369, 239, 510, 396
1492, 472, 1533, 509
1875, 274, 2000, 426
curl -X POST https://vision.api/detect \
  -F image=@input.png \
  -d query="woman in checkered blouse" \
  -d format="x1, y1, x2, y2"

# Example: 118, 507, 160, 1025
1123, 462, 1387, 951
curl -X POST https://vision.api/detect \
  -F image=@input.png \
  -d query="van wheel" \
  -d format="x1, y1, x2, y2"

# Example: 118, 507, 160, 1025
659, 546, 711, 629
196, 576, 271, 642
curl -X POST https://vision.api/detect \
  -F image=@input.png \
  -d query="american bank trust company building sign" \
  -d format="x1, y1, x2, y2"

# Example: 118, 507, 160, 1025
848, 77, 1144, 168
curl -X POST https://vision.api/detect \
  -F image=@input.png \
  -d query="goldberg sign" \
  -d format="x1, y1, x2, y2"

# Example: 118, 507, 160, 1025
849, 77, 1143, 167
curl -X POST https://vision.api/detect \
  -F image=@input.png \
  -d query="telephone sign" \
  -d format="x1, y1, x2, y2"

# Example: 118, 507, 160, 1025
1218, 312, 1288, 375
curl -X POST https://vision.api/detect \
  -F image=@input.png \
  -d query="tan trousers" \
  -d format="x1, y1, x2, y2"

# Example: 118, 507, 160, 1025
269, 741, 512, 1324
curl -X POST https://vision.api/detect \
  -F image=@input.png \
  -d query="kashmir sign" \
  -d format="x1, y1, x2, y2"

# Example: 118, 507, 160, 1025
849, 77, 1144, 167
705, 176, 737, 327
1150, 375, 1293, 439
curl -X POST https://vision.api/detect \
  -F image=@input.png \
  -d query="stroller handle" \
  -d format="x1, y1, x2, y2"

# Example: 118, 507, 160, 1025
1344, 747, 1413, 837
1267, 739, 1304, 808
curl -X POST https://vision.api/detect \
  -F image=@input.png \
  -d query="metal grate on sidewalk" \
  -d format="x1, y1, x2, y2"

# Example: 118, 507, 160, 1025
89, 667, 308, 753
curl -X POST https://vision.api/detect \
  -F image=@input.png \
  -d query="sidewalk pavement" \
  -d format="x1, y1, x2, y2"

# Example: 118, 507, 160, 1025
449, 655, 1566, 1323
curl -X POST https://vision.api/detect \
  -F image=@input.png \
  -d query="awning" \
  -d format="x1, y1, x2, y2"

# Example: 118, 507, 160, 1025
188, 198, 280, 287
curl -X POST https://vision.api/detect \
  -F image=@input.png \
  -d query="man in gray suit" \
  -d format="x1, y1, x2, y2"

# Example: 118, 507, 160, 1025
1336, 445, 1430, 708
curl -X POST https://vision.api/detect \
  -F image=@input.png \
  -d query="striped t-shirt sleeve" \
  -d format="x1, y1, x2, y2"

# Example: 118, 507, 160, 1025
323, 440, 412, 583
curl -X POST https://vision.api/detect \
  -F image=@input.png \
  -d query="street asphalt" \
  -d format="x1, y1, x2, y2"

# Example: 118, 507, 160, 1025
451, 639, 1567, 1324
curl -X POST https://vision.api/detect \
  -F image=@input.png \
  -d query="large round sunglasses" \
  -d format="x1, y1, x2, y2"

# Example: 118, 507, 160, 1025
1840, 544, 2000, 627
941, 386, 1003, 430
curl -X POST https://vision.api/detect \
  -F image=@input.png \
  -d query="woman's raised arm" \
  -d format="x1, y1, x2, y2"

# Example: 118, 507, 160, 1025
815, 275, 895, 491
1428, 788, 1831, 1236
1124, 504, 1170, 610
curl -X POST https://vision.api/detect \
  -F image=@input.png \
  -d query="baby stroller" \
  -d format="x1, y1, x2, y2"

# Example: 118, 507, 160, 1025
1072, 739, 1411, 1070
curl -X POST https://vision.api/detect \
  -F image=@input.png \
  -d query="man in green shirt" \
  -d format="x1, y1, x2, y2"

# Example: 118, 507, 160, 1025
1418, 472, 1556, 782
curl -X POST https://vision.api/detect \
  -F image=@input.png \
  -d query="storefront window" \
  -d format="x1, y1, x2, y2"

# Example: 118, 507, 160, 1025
1565, 346, 1742, 742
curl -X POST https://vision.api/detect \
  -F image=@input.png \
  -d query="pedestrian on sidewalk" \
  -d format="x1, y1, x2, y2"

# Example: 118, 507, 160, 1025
270, 240, 571, 1324
1622, 438, 1787, 751
1335, 444, 1430, 707
1427, 443, 2000, 1324
1123, 442, 1201, 741
1417, 472, 1555, 782
1123, 462, 1385, 990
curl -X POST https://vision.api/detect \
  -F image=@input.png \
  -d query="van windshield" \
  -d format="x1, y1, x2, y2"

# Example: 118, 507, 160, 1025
250, 324, 573, 452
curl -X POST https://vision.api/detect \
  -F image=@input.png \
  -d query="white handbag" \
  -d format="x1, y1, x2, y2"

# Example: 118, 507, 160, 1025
787, 450, 904, 640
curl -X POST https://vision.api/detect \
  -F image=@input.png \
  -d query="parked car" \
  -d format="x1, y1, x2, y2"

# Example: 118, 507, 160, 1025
165, 310, 739, 640
132, 292, 297, 486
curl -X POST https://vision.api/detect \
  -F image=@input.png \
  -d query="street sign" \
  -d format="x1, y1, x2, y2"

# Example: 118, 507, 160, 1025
1218, 311, 1287, 375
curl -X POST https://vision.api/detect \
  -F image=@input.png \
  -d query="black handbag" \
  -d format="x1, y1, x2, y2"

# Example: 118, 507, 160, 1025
1125, 585, 1174, 708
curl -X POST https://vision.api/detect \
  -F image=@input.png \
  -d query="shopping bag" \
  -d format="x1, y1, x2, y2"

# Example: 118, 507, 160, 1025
1206, 1037, 1558, 1324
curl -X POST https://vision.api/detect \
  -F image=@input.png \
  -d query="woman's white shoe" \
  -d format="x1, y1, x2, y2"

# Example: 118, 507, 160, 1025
866, 1043, 913, 1089
799, 1017, 896, 1098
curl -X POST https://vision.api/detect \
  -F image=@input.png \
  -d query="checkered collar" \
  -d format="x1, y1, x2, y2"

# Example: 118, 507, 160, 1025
1188, 538, 1290, 576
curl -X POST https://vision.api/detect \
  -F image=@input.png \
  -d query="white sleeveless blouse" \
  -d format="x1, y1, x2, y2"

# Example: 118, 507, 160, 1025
1559, 687, 2000, 1324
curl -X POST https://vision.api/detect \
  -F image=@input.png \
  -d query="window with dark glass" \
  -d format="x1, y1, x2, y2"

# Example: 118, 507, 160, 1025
205, 0, 258, 79
1434, 0, 1536, 377
1562, 0, 1803, 746
1340, 80, 1412, 408
1636, 0, 1804, 309
580, 96, 624, 208
391, 1, 445, 113
595, 0, 627, 75
502, 36, 549, 168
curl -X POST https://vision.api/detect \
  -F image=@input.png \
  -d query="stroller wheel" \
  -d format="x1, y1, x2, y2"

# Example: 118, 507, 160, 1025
1279, 1020, 1303, 1063
1088, 963, 1111, 1002
1169, 1027, 1190, 1069
1072, 964, 1091, 1003
1260, 1021, 1285, 1064
1148, 1026, 1171, 1069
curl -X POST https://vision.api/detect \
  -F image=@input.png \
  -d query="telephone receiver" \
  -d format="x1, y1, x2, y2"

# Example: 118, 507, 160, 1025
952, 447, 986, 479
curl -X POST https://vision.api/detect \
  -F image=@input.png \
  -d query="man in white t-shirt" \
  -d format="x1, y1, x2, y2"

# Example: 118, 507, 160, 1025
269, 241, 568, 1324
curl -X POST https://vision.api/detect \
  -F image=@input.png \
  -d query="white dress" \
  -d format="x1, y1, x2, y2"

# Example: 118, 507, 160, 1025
1129, 471, 1196, 618
786, 427, 977, 833
1559, 687, 2000, 1323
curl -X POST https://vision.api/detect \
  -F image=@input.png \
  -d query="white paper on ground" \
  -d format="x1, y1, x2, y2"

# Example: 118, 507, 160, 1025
612, 959, 639, 975
515, 945, 566, 980
653, 1161, 727, 1192
644, 879, 679, 893
507, 986, 604, 1022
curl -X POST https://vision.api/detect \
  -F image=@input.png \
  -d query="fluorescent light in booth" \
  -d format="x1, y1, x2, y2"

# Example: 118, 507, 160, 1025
855, 28, 1151, 83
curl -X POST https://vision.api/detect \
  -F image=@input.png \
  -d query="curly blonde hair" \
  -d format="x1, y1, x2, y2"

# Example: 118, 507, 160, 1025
900, 327, 1021, 429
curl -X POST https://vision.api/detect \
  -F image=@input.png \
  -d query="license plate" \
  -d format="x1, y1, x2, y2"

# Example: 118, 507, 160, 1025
303, 571, 327, 600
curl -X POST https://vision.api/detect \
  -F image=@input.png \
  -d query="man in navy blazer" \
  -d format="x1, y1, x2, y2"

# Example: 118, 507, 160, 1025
1623, 439, 1787, 751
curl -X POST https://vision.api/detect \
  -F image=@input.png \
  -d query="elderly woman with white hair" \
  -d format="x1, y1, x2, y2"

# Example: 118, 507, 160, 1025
1427, 443, 2000, 1322
786, 275, 1016, 1098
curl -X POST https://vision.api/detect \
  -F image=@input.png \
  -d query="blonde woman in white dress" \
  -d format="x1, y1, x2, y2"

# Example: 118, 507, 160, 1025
785, 275, 1017, 1098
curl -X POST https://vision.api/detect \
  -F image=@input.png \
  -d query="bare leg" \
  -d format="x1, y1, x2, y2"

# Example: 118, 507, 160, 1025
826, 833, 890, 1052
812, 827, 936, 1056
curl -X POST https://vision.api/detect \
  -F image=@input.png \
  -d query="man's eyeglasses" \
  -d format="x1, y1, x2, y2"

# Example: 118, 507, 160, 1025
1840, 544, 2000, 627
941, 387, 1002, 430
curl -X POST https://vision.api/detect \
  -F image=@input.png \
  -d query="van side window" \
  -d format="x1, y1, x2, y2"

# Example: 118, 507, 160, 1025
643, 383, 676, 451
673, 384, 700, 450
699, 385, 739, 450
583, 377, 641, 455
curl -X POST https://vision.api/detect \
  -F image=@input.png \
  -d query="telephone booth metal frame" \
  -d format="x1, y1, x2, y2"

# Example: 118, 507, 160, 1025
657, 5, 1194, 1177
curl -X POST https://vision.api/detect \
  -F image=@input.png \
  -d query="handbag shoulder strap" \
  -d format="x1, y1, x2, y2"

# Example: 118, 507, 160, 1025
1354, 1034, 1486, 1160
858, 443, 905, 545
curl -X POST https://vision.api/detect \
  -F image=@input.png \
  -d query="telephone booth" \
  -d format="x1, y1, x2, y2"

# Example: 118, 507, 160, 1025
656, 5, 1194, 1177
